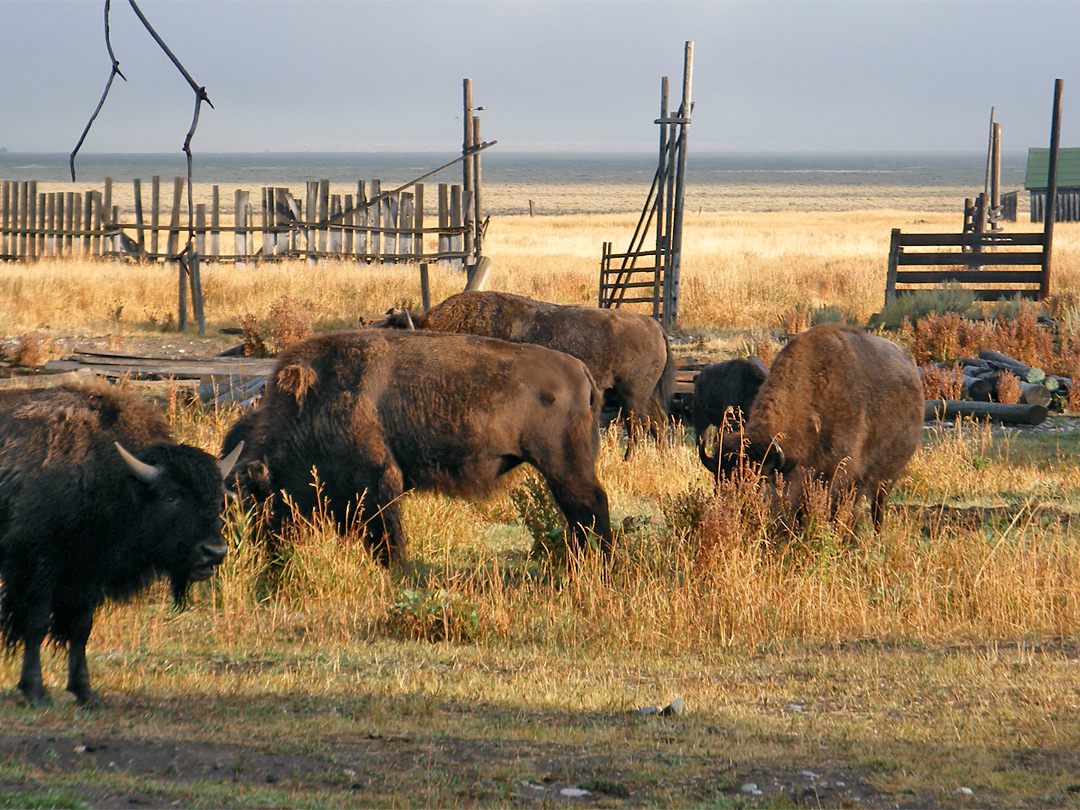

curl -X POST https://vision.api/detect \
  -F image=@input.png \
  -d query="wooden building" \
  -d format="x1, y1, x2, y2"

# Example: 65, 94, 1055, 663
1026, 147, 1080, 222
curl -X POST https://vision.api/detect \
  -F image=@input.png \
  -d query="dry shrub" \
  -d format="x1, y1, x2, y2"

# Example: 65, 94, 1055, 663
241, 313, 268, 358
903, 312, 990, 365
6, 332, 54, 368
781, 305, 812, 336
1070, 358, 1080, 414
241, 294, 313, 357
1045, 288, 1080, 330
996, 370, 1023, 405
267, 294, 314, 352
921, 364, 964, 401
988, 300, 1054, 369
752, 338, 776, 369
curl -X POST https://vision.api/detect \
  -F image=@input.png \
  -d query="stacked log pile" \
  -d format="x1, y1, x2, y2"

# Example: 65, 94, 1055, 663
922, 350, 1072, 426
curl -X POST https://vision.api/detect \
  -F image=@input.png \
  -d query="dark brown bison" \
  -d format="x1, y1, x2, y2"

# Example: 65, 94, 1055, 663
223, 329, 612, 565
692, 357, 769, 440
698, 324, 923, 529
0, 382, 242, 707
385, 291, 676, 450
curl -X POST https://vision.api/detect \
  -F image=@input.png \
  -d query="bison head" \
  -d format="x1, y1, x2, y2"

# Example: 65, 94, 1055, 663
115, 441, 241, 603
382, 307, 427, 330
698, 432, 792, 479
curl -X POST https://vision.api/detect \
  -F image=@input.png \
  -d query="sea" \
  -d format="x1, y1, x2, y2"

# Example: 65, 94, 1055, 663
0, 151, 1030, 216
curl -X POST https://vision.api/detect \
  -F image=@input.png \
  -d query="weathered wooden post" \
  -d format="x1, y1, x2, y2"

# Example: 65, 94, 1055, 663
664, 40, 693, 332
1041, 78, 1063, 300
990, 122, 1002, 230
462, 78, 475, 275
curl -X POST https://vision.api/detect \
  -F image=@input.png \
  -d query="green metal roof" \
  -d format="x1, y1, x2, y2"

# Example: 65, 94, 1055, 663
1025, 147, 1080, 189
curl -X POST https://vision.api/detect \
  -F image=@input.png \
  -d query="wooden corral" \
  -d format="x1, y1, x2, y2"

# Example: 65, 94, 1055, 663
886, 80, 1065, 304
600, 41, 693, 330
0, 175, 476, 268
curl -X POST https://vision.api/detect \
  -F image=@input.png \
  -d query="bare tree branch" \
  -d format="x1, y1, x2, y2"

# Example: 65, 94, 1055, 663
127, 0, 213, 108
69, 0, 127, 181
127, 0, 211, 332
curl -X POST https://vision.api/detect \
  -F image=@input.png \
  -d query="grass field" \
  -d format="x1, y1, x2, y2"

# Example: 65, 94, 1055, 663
2, 191, 1080, 808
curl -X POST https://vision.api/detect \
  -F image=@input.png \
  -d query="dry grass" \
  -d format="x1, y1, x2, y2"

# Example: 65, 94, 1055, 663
3, 206, 1080, 806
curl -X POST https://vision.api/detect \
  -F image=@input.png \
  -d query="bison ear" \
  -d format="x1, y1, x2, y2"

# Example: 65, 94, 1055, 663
115, 441, 161, 485
219, 440, 244, 479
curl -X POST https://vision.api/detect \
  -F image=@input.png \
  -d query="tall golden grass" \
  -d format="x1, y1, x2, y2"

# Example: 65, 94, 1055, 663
3, 210, 1078, 343
4, 207, 1080, 806
3, 208, 1080, 656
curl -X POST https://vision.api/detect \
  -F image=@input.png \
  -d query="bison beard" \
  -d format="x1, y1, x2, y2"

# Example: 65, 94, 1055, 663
224, 329, 613, 566
384, 291, 676, 454
0, 382, 240, 707
698, 324, 923, 531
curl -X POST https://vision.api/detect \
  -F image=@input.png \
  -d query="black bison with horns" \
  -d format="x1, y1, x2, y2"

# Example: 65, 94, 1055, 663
698, 323, 923, 530
0, 382, 242, 707
385, 291, 677, 451
223, 329, 613, 565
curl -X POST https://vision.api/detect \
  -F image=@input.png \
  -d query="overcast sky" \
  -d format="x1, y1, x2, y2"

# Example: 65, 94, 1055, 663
2, 0, 1078, 155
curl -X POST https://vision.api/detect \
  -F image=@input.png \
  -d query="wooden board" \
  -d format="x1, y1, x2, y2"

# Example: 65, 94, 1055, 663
40, 350, 276, 383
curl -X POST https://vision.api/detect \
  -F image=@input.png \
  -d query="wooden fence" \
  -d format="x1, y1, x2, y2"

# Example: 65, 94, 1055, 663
884, 228, 1049, 304
0, 176, 470, 266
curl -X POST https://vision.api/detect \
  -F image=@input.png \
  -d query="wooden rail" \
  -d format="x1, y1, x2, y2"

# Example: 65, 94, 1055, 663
884, 228, 1049, 305
0, 177, 469, 266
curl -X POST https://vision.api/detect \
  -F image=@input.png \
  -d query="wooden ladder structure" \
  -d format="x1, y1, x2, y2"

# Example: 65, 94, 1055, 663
599, 42, 693, 331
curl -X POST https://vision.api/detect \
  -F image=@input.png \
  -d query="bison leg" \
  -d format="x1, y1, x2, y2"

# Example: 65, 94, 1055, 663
63, 609, 102, 708
871, 484, 891, 532
16, 600, 51, 706
360, 462, 408, 567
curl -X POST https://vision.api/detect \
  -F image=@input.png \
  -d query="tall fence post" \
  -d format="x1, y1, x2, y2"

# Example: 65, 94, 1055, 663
1042, 78, 1064, 299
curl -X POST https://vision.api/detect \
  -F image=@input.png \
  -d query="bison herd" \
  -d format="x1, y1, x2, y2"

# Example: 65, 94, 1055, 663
0, 291, 925, 706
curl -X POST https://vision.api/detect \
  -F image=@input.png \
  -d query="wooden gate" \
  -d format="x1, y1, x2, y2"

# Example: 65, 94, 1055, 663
599, 41, 693, 331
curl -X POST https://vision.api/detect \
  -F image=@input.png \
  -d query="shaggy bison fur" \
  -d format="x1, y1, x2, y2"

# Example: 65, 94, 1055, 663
698, 324, 923, 529
0, 382, 241, 707
223, 329, 612, 565
385, 291, 676, 450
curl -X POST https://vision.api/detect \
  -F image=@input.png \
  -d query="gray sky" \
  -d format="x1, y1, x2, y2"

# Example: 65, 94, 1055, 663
2, 0, 1078, 154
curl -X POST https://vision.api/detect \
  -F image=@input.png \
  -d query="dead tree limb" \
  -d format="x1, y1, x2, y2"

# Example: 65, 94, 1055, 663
69, 0, 126, 181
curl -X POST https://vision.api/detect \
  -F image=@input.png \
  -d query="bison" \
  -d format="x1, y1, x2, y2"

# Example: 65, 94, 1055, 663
691, 356, 769, 440
223, 329, 612, 565
698, 324, 923, 530
0, 382, 242, 707
385, 291, 676, 452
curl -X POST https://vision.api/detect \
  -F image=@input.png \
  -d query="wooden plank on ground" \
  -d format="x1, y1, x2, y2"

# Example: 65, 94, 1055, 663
41, 351, 275, 382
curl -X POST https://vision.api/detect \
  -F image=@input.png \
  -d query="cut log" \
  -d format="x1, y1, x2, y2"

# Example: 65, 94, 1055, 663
924, 400, 1048, 425
978, 349, 1031, 372
962, 374, 994, 402
1021, 383, 1052, 408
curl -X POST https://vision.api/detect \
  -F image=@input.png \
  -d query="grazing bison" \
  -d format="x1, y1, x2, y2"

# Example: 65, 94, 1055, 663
224, 329, 612, 565
0, 382, 242, 707
692, 357, 769, 440
698, 324, 923, 529
385, 291, 676, 451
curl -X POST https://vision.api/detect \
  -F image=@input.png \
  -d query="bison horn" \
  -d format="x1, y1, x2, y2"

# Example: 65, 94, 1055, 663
218, 440, 244, 479
696, 429, 719, 475
767, 439, 786, 471
115, 441, 162, 485
403, 309, 415, 331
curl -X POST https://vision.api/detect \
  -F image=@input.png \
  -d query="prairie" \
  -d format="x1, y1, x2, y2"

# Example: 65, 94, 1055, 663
2, 185, 1080, 808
